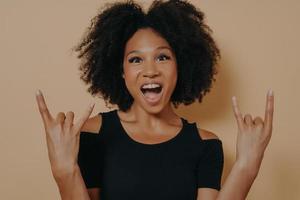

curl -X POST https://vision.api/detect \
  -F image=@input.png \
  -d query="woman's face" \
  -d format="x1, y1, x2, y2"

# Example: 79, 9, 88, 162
123, 28, 177, 114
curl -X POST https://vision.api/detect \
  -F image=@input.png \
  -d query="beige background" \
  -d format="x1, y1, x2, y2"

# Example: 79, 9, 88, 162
1, 0, 299, 199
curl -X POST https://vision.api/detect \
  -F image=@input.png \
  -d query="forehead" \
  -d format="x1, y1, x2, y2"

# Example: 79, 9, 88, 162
124, 28, 171, 53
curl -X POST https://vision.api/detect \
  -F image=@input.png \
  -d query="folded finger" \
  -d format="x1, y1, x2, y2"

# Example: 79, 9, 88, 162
244, 114, 253, 126
254, 116, 264, 127
64, 111, 74, 131
55, 112, 66, 125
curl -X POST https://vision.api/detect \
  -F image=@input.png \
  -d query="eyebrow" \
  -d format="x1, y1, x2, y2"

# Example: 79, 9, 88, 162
125, 46, 172, 58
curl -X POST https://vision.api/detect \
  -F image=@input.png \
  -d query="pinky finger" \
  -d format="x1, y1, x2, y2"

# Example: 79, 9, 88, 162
73, 103, 95, 134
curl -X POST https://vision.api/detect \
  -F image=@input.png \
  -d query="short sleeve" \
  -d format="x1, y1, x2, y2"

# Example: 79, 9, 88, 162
196, 139, 224, 190
77, 133, 102, 188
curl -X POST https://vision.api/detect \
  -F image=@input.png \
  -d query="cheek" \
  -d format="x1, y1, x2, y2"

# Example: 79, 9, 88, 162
123, 66, 140, 91
124, 67, 139, 79
165, 64, 178, 86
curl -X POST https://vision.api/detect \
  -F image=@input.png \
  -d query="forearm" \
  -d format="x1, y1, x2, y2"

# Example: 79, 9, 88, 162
215, 90, 274, 200
54, 165, 90, 200
216, 160, 261, 200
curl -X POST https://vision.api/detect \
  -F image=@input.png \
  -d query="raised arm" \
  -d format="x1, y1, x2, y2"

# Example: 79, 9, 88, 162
35, 89, 94, 200
217, 90, 274, 199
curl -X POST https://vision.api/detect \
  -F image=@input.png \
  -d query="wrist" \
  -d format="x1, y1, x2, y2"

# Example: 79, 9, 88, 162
52, 164, 80, 183
234, 159, 261, 179
236, 151, 264, 175
51, 165, 90, 200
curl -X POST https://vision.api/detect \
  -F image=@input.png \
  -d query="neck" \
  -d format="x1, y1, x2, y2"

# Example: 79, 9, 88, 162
121, 101, 180, 130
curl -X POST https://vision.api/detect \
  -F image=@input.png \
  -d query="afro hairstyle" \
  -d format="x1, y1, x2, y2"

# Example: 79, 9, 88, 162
74, 0, 220, 111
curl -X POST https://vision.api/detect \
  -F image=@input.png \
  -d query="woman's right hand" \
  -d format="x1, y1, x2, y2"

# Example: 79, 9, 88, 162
35, 90, 95, 180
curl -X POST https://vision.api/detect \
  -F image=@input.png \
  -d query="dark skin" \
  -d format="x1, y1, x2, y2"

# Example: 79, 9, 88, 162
36, 27, 274, 200
82, 28, 220, 199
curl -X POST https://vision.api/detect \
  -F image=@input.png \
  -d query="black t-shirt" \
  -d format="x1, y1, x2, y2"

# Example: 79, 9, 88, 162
78, 110, 224, 200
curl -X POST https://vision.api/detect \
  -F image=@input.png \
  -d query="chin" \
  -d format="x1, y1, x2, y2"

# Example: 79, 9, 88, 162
140, 103, 167, 115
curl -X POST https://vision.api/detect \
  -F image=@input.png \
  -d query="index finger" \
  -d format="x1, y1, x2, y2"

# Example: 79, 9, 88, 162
264, 89, 274, 133
35, 89, 53, 127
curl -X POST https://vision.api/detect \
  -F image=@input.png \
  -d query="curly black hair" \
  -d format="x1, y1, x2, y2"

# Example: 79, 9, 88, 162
74, 0, 220, 111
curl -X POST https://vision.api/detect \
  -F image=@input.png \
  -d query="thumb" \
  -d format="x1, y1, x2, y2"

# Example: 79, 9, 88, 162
73, 102, 95, 133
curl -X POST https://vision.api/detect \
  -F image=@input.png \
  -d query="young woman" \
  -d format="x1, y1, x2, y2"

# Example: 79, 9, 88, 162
35, 0, 274, 199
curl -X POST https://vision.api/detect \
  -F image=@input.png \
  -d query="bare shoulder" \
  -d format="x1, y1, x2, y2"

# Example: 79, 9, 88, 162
196, 123, 219, 140
87, 188, 100, 200
80, 113, 102, 134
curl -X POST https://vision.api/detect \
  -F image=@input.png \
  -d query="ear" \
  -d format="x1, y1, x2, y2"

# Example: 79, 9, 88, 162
122, 73, 125, 79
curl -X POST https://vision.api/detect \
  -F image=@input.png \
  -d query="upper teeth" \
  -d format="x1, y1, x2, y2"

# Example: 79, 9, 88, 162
142, 83, 161, 89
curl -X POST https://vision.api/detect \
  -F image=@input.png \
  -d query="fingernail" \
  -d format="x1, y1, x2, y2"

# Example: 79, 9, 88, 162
268, 89, 273, 96
36, 89, 41, 96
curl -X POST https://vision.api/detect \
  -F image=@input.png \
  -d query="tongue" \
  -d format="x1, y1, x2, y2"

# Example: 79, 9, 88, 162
143, 91, 162, 105
144, 91, 159, 99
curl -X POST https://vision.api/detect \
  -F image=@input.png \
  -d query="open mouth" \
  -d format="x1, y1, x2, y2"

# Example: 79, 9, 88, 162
140, 83, 163, 105
140, 83, 162, 94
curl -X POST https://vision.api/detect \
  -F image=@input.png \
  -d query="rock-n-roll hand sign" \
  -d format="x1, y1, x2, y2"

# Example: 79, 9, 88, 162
35, 89, 95, 179
231, 89, 274, 174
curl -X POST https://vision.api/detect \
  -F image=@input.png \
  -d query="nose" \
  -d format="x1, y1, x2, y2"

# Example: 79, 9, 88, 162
142, 61, 160, 78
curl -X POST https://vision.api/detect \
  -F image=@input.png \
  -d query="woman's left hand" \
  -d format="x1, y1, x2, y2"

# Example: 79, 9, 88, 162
231, 90, 274, 175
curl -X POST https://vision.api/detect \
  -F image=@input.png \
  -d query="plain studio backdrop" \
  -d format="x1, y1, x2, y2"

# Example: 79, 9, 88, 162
0, 0, 299, 199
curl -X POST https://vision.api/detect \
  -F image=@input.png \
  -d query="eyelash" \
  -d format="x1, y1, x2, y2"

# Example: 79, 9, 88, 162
128, 54, 171, 63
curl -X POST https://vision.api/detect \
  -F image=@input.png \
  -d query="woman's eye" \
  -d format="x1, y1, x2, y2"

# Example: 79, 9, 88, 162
157, 54, 171, 61
128, 57, 141, 63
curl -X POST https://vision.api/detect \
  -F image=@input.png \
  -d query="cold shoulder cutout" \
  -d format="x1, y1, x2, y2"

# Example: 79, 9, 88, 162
80, 113, 102, 134
78, 112, 104, 188
78, 110, 224, 197
196, 127, 220, 141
